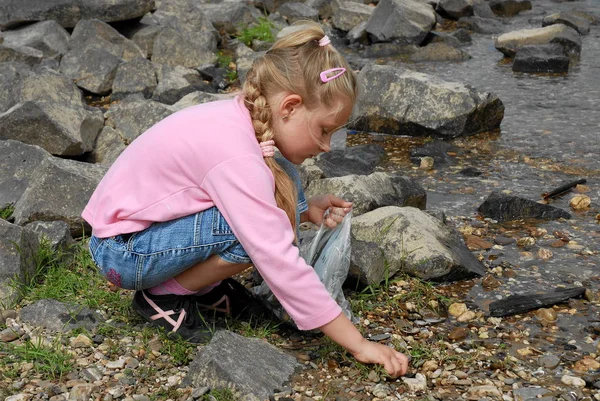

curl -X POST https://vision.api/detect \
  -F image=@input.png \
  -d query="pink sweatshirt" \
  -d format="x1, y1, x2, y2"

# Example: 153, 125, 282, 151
82, 96, 342, 330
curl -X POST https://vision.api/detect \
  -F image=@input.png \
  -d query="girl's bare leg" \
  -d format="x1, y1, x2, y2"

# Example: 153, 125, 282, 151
173, 254, 252, 291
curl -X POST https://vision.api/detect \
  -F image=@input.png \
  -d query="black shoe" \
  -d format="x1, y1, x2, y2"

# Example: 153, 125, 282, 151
132, 290, 213, 344
193, 278, 272, 320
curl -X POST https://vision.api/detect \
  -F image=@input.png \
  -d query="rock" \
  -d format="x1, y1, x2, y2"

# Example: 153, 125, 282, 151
151, 28, 217, 69
457, 310, 476, 322
451, 28, 472, 43
573, 357, 600, 372
488, 287, 585, 317
0, 21, 70, 59
350, 206, 485, 285
0, 309, 17, 325
24, 220, 74, 253
0, 44, 43, 66
466, 385, 502, 400
488, 0, 531, 17
472, 0, 496, 19
201, 2, 258, 35
478, 191, 571, 222
184, 330, 300, 400
448, 327, 469, 341
465, 235, 493, 250
0, 0, 154, 29
60, 46, 121, 95
70, 334, 93, 348
352, 64, 504, 138
456, 16, 506, 34
12, 156, 107, 236
513, 44, 570, 74
20, 299, 102, 332
448, 303, 467, 317
313, 144, 385, 178
372, 383, 391, 398
513, 387, 551, 401
542, 11, 591, 36
347, 20, 369, 44
422, 360, 439, 372
410, 42, 471, 62
366, 0, 436, 45
410, 140, 457, 167
69, 384, 95, 401
112, 57, 157, 100
402, 373, 427, 392
537, 354, 561, 369
0, 220, 38, 305
90, 126, 127, 167
561, 375, 586, 387
152, 65, 211, 105
104, 100, 174, 143
570, 195, 591, 210
495, 25, 582, 59
171, 91, 234, 112
437, 0, 474, 19
106, 359, 126, 369
332, 2, 373, 32
0, 325, 25, 342
278, 3, 319, 23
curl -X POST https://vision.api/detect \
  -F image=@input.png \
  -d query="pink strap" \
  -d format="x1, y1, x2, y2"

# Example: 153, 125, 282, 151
197, 295, 231, 315
143, 291, 186, 332
320, 68, 346, 83
259, 140, 275, 158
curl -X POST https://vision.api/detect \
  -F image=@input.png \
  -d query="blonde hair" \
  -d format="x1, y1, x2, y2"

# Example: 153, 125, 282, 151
242, 21, 358, 233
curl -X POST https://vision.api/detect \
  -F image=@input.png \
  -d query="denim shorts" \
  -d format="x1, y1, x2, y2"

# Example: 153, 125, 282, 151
89, 157, 308, 290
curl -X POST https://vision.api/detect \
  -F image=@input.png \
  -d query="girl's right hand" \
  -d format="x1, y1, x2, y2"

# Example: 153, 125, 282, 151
352, 339, 409, 377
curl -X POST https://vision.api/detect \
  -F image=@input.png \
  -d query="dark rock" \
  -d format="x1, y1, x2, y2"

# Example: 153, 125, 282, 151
332, 2, 373, 32
201, 2, 258, 35
513, 44, 570, 74
457, 16, 506, 34
410, 140, 456, 167
488, 0, 532, 17
410, 42, 471, 62
0, 44, 43, 66
20, 298, 102, 332
278, 3, 319, 23
459, 167, 482, 176
362, 43, 419, 58
450, 28, 472, 43
494, 236, 515, 246
314, 144, 386, 177
185, 330, 300, 400
112, 57, 157, 100
437, 0, 473, 20
472, 0, 496, 19
542, 11, 591, 36
478, 191, 571, 222
422, 31, 464, 49
488, 287, 585, 317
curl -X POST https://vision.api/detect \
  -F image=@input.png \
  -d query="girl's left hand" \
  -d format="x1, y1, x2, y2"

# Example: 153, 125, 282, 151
304, 194, 352, 228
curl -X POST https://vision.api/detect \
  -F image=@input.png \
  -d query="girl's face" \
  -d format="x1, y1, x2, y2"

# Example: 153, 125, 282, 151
273, 94, 353, 165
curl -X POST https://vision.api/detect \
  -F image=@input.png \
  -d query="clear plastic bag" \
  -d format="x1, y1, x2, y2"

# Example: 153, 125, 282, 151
253, 210, 354, 328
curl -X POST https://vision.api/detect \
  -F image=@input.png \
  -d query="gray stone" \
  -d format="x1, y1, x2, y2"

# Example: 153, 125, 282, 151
152, 65, 212, 105
538, 354, 561, 369
350, 206, 485, 284
124, 23, 162, 59
513, 44, 570, 74
542, 12, 591, 36
0, 21, 70, 59
495, 25, 582, 59
80, 367, 103, 382
24, 220, 74, 253
314, 144, 386, 177
171, 92, 234, 112
112, 57, 157, 100
472, 0, 496, 19
10, 68, 86, 110
410, 140, 456, 167
0, 219, 38, 305
332, 2, 374, 32
90, 126, 127, 166
151, 28, 217, 69
410, 42, 471, 61
60, 47, 121, 95
278, 3, 320, 23
366, 0, 436, 45
456, 16, 506, 34
202, 3, 260, 34
12, 156, 108, 236
306, 172, 426, 216
69, 383, 95, 401
450, 28, 472, 43
488, 0, 532, 17
0, 140, 50, 210
70, 19, 144, 61
0, 0, 155, 29
0, 45, 43, 66
185, 330, 300, 400
478, 191, 571, 222
0, 101, 103, 156
20, 298, 101, 332
104, 100, 174, 143
437, 0, 473, 19
513, 386, 551, 401
425, 31, 464, 48
347, 21, 369, 44
352, 64, 504, 138
234, 42, 262, 85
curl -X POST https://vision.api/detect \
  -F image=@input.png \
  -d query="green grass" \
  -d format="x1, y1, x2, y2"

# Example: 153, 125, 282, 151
216, 51, 238, 83
0, 337, 74, 380
203, 387, 236, 401
235, 16, 275, 47
0, 203, 14, 220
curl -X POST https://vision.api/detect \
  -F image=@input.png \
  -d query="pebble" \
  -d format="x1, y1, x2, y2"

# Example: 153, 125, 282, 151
561, 375, 586, 387
0, 309, 17, 325
494, 236, 515, 245
367, 370, 380, 383
466, 385, 501, 400
70, 334, 93, 348
106, 359, 126, 369
0, 326, 24, 342
570, 194, 591, 210
448, 303, 467, 317
5, 395, 31, 401
371, 383, 391, 398
402, 373, 427, 392
456, 310, 477, 322
370, 333, 391, 341
537, 354, 561, 369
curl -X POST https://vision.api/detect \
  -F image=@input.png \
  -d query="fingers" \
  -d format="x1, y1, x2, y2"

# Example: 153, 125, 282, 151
327, 194, 353, 209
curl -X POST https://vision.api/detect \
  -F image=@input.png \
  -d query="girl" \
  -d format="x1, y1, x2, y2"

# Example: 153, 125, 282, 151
83, 21, 409, 377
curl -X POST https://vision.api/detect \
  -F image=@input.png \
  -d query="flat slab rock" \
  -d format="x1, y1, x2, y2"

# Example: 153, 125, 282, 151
19, 298, 102, 332
478, 191, 571, 222
184, 330, 300, 400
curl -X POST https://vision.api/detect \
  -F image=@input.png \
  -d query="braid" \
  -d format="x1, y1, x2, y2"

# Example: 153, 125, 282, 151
243, 65, 298, 234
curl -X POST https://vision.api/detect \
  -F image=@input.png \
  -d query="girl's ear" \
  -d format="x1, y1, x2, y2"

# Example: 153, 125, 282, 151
279, 93, 303, 119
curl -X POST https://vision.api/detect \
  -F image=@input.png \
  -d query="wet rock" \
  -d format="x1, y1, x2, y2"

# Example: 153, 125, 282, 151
538, 354, 561, 369
0, 0, 154, 29
352, 64, 504, 138
482, 274, 502, 289
185, 330, 300, 400
365, 0, 436, 45
314, 144, 385, 178
543, 12, 591, 36
488, 0, 532, 17
350, 206, 485, 285
513, 44, 570, 74
410, 42, 472, 62
19, 298, 102, 332
573, 357, 600, 372
535, 308, 558, 326
478, 191, 571, 222
495, 25, 582, 59
488, 287, 585, 317
451, 28, 472, 43
494, 236, 515, 245
465, 235, 493, 250
410, 140, 457, 167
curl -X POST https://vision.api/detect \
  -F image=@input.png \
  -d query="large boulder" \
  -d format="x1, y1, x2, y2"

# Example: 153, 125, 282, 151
104, 100, 174, 143
495, 25, 582, 59
0, 44, 43, 66
89, 126, 127, 166
488, 0, 531, 17
69, 19, 144, 61
0, 21, 70, 59
277, 3, 320, 23
409, 42, 471, 62
542, 12, 591, 36
152, 65, 212, 105
0, 0, 155, 29
352, 64, 504, 138
305, 172, 427, 216
313, 144, 386, 178
201, 3, 260, 34
332, 2, 374, 32
366, 0, 436, 45
478, 192, 571, 222
351, 206, 486, 284
512, 44, 570, 74
12, 156, 108, 236
0, 219, 39, 306
151, 28, 217, 69
112, 57, 158, 100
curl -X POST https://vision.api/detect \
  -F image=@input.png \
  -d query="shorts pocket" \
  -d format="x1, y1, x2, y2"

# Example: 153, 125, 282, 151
211, 208, 234, 236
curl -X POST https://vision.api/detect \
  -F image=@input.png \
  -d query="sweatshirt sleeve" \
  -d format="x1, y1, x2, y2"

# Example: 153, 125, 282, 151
200, 155, 342, 330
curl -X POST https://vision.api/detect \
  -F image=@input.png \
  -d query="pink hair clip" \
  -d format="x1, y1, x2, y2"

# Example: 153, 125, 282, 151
318, 35, 330, 47
259, 140, 275, 158
320, 68, 346, 83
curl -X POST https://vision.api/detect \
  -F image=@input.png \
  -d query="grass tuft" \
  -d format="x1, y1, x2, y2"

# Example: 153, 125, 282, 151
235, 16, 275, 47
0, 203, 14, 220
0, 337, 74, 380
